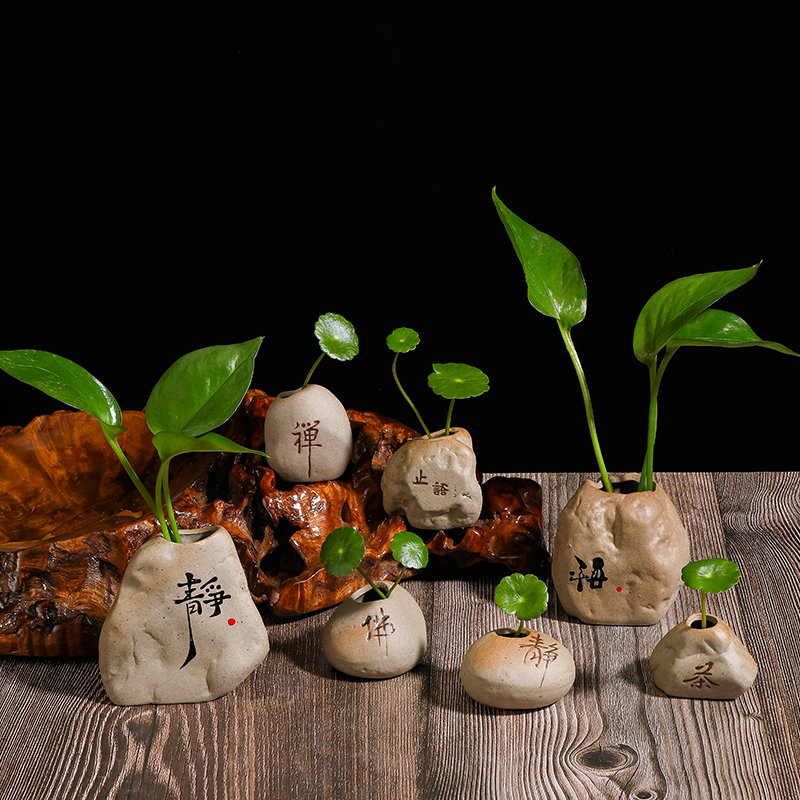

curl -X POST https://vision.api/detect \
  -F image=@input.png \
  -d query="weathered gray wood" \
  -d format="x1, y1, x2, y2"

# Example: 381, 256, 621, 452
0, 473, 797, 800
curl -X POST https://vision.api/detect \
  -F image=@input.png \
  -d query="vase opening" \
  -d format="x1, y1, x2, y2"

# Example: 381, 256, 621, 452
176, 527, 219, 545
611, 479, 640, 495
690, 615, 718, 630
495, 627, 530, 639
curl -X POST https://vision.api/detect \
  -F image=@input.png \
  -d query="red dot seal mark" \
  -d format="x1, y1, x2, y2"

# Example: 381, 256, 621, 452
616, 586, 623, 592
228, 618, 236, 626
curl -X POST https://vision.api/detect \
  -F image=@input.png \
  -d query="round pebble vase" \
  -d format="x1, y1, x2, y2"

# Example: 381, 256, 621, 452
650, 613, 758, 699
552, 473, 690, 625
460, 628, 576, 709
381, 427, 482, 530
263, 383, 353, 482
322, 581, 427, 679
99, 526, 269, 705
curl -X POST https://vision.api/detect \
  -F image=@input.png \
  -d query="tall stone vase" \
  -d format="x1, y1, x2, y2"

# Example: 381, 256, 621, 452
552, 473, 690, 626
99, 526, 269, 705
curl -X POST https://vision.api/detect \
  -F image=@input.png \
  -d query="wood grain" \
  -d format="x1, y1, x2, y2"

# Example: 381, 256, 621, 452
0, 473, 797, 800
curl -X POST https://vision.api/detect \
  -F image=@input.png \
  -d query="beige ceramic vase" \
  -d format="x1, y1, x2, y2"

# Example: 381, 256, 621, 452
99, 526, 269, 705
322, 581, 427, 679
460, 628, 576, 709
650, 613, 758, 699
263, 383, 353, 482
552, 473, 690, 626
381, 427, 482, 530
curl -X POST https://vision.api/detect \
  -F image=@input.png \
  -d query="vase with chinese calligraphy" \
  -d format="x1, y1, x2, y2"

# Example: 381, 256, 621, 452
381, 427, 482, 530
650, 613, 757, 699
99, 526, 269, 705
551, 473, 690, 626
321, 581, 427, 679
459, 628, 575, 709
263, 384, 353, 483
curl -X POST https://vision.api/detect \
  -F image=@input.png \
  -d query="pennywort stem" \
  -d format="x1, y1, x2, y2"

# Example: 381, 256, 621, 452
444, 398, 455, 438
356, 566, 389, 599
392, 352, 431, 437
302, 352, 325, 389
514, 619, 526, 638
557, 321, 612, 493
700, 590, 707, 629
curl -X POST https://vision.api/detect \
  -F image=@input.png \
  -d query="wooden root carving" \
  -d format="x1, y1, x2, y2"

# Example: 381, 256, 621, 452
0, 391, 548, 656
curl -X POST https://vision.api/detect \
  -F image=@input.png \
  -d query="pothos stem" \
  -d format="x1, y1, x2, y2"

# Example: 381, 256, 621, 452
557, 321, 612, 493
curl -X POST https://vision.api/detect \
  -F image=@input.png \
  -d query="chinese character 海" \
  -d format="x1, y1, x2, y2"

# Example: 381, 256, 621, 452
569, 555, 608, 591
683, 661, 719, 690
293, 420, 322, 479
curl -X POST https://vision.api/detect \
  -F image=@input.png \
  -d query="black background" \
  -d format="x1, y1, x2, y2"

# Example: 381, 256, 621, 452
4, 5, 797, 474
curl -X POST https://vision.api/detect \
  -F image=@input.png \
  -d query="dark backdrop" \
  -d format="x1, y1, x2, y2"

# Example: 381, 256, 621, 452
4, 6, 796, 474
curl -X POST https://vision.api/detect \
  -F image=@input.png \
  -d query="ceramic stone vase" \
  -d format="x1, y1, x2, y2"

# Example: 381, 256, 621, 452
460, 628, 576, 709
650, 613, 758, 699
381, 427, 481, 530
552, 473, 690, 626
263, 383, 353, 483
321, 581, 427, 679
99, 526, 269, 705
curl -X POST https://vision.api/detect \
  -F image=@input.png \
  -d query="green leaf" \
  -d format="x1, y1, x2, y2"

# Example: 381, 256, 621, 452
633, 265, 760, 363
320, 527, 366, 577
494, 573, 549, 622
151, 430, 267, 463
428, 363, 489, 400
0, 349, 122, 427
390, 531, 429, 570
492, 187, 587, 329
668, 309, 800, 356
387, 327, 420, 354
146, 337, 263, 437
315, 313, 359, 361
682, 558, 741, 594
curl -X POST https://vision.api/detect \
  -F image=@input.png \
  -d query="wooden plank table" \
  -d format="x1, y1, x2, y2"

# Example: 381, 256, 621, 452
0, 472, 797, 799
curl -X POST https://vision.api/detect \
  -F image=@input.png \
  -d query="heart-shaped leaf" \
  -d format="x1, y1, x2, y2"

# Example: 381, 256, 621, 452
320, 526, 366, 577
682, 558, 741, 594
668, 309, 799, 356
0, 349, 122, 427
493, 187, 587, 330
494, 573, 549, 622
387, 327, 420, 354
146, 337, 263, 437
428, 363, 489, 400
633, 265, 759, 363
390, 531, 429, 570
315, 313, 359, 361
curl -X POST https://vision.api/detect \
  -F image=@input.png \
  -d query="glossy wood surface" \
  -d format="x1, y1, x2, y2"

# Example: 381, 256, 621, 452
1, 472, 797, 800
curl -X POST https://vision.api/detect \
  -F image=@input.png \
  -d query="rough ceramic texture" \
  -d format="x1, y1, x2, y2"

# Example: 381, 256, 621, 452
263, 383, 353, 482
99, 526, 269, 705
552, 473, 690, 626
650, 613, 758, 699
322, 581, 427, 679
460, 628, 576, 709
381, 427, 481, 530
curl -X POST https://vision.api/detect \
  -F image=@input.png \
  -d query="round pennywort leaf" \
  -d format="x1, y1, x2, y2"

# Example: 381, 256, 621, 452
320, 527, 366, 577
494, 573, 549, 622
428, 363, 489, 400
387, 327, 420, 354
315, 313, 359, 361
390, 531, 429, 570
682, 558, 741, 594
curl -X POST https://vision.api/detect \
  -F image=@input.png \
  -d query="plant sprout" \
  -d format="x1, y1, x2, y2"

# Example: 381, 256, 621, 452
387, 327, 489, 437
320, 526, 429, 600
0, 339, 266, 543
494, 573, 549, 637
302, 312, 359, 388
681, 558, 741, 629
493, 186, 799, 493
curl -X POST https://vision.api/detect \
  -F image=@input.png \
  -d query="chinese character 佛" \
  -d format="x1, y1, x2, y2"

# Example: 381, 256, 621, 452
293, 419, 322, 479
174, 572, 232, 667
362, 608, 395, 651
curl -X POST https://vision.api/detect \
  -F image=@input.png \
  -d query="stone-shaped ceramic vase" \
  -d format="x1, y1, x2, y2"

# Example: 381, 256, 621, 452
552, 473, 690, 626
650, 613, 757, 699
460, 628, 576, 709
322, 581, 427, 679
263, 383, 353, 483
99, 526, 269, 705
381, 427, 481, 530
